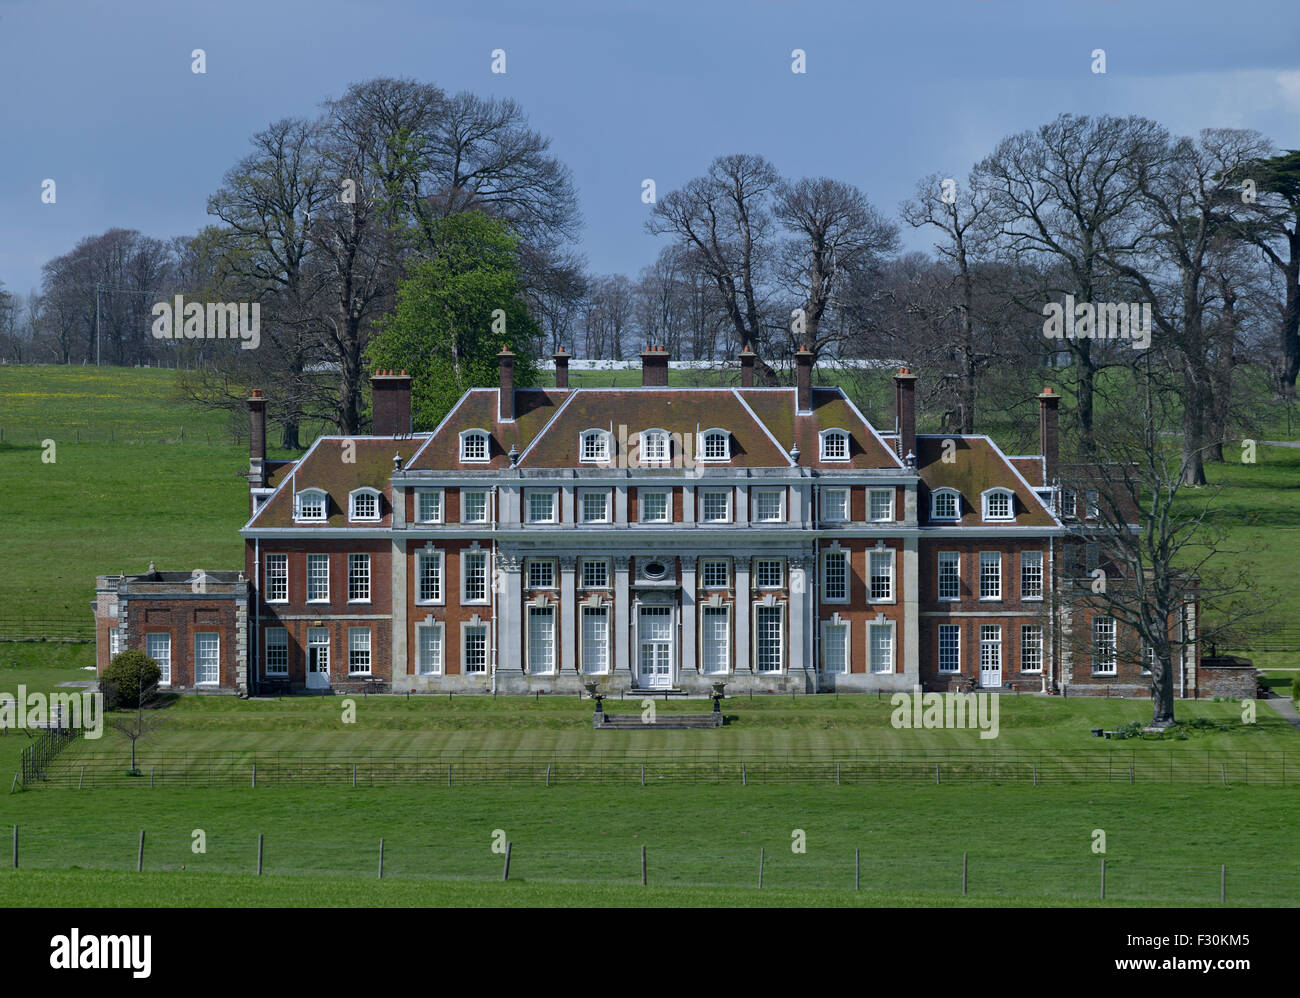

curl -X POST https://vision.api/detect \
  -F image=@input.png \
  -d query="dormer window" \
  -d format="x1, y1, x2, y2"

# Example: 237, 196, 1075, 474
460, 430, 490, 463
982, 488, 1014, 521
931, 488, 961, 521
349, 488, 381, 522
580, 429, 610, 463
820, 429, 849, 462
699, 429, 730, 462
295, 489, 327, 522
640, 429, 669, 464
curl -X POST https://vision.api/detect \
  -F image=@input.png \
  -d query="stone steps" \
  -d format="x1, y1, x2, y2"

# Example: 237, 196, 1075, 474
594, 712, 724, 730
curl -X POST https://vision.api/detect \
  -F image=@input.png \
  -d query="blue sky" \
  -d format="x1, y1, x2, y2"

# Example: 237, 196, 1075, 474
2, 0, 1298, 295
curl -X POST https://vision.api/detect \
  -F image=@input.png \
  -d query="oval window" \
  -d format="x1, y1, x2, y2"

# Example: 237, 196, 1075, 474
643, 561, 667, 580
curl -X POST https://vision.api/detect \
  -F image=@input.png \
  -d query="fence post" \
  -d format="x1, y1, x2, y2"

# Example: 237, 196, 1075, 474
150, 766, 154, 788
836, 762, 840, 786
378, 839, 384, 879
1221, 763, 1227, 786
252, 762, 257, 788
962, 852, 967, 896
79, 766, 84, 790
502, 842, 512, 881
1100, 858, 1106, 900
758, 847, 764, 888
1220, 864, 1226, 904
9, 773, 16, 794
855, 848, 859, 891
741, 763, 746, 786
352, 762, 356, 787
546, 763, 551, 787
11, 825, 16, 868
935, 763, 940, 785
641, 844, 646, 886
1033, 764, 1037, 787
137, 830, 145, 872
641, 763, 645, 787
257, 834, 263, 876
448, 763, 452, 787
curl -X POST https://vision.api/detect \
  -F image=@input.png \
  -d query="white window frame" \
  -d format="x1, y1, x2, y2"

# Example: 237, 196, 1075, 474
146, 632, 172, 685
822, 548, 848, 603
701, 559, 730, 590
348, 627, 372, 675
459, 429, 490, 463
753, 488, 785, 523
868, 619, 895, 674
262, 629, 285, 680
462, 623, 489, 674
416, 621, 444, 676
980, 625, 1002, 680
580, 428, 611, 463
581, 558, 609, 590
348, 553, 371, 603
938, 624, 961, 673
579, 488, 611, 524
527, 558, 557, 591
639, 489, 671, 523
526, 489, 558, 524
108, 626, 122, 659
700, 605, 731, 675
978, 551, 1001, 601
415, 489, 444, 524
294, 488, 327, 523
937, 551, 960, 601
821, 619, 850, 675
195, 632, 220, 685
462, 549, 489, 604
754, 558, 784, 590
819, 428, 850, 462
698, 429, 731, 462
265, 553, 288, 604
349, 488, 381, 522
930, 488, 960, 521
700, 489, 732, 523
639, 429, 670, 464
527, 604, 557, 675
1092, 616, 1117, 675
868, 548, 895, 603
868, 489, 894, 523
580, 605, 610, 675
1020, 624, 1043, 673
307, 553, 330, 603
982, 488, 1014, 522
822, 487, 850, 522
1020, 551, 1044, 601
461, 490, 490, 524
754, 604, 784, 673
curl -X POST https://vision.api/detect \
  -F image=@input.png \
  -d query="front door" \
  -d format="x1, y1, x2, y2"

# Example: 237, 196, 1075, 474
307, 628, 330, 689
638, 606, 673, 689
979, 625, 1002, 688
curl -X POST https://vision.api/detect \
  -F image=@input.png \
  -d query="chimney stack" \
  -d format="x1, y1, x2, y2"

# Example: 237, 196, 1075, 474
640, 344, 669, 387
1038, 387, 1059, 486
247, 389, 267, 489
553, 346, 571, 389
498, 348, 516, 421
794, 345, 814, 413
894, 367, 917, 465
739, 345, 755, 388
371, 370, 412, 436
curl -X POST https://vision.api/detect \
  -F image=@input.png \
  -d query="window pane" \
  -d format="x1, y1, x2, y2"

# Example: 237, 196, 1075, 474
869, 490, 893, 521
195, 633, 220, 684
756, 606, 782, 672
1021, 551, 1043, 599
262, 629, 285, 678
823, 489, 849, 521
979, 553, 1001, 599
307, 554, 329, 601
465, 552, 487, 602
1021, 625, 1043, 672
702, 491, 729, 522
266, 554, 287, 602
464, 625, 487, 673
418, 625, 442, 675
702, 607, 729, 674
582, 607, 608, 674
756, 490, 783, 521
463, 491, 488, 522
642, 491, 669, 521
870, 550, 892, 601
349, 628, 371, 673
823, 551, 847, 601
702, 560, 729, 588
529, 607, 555, 673
824, 624, 847, 674
938, 625, 961, 673
938, 552, 960, 599
348, 554, 370, 601
756, 559, 783, 588
146, 633, 172, 684
582, 559, 608, 589
418, 551, 442, 602
417, 491, 441, 523
582, 491, 608, 522
870, 624, 892, 673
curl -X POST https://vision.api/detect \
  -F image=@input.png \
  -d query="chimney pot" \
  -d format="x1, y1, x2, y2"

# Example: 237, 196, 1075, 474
893, 368, 917, 464
640, 344, 670, 387
371, 370, 412, 436
795, 346, 814, 413
498, 348, 516, 421
739, 347, 756, 388
553, 347, 571, 389
1038, 388, 1060, 486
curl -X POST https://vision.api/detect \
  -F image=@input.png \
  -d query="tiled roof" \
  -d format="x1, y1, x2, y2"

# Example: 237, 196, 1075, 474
1009, 456, 1046, 488
247, 436, 411, 529
406, 388, 566, 471
738, 388, 902, 470
915, 435, 1057, 527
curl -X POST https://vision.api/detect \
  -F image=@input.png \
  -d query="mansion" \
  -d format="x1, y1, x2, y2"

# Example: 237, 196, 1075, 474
94, 346, 1209, 698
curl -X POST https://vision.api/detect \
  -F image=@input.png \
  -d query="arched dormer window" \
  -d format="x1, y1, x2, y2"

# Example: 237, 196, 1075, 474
982, 488, 1015, 521
349, 488, 382, 522
459, 429, 490, 463
819, 428, 850, 462
930, 488, 961, 521
639, 429, 670, 464
698, 428, 731, 462
580, 428, 611, 463
295, 488, 328, 522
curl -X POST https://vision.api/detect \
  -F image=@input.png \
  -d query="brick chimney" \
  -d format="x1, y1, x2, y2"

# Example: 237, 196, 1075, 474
794, 345, 814, 413
1038, 387, 1059, 485
371, 370, 412, 436
739, 345, 755, 388
553, 346, 570, 389
247, 389, 267, 489
498, 348, 515, 421
641, 344, 669, 387
894, 367, 917, 465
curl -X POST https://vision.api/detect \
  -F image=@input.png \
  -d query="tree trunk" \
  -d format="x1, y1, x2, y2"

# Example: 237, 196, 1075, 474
280, 420, 300, 450
1150, 658, 1176, 727
1180, 364, 1209, 486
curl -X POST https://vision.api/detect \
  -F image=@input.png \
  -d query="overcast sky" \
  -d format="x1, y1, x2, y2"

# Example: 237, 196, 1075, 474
2, 0, 1298, 296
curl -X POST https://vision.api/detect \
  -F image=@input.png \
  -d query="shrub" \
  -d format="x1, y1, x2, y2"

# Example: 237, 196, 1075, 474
102, 650, 161, 710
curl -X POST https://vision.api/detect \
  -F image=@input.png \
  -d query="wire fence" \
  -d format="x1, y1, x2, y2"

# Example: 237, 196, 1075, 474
19, 749, 1300, 789
2, 824, 1294, 904
0, 616, 94, 642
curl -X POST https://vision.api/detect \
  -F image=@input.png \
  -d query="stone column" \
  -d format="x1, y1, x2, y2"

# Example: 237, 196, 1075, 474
680, 558, 697, 684
615, 484, 629, 525
495, 551, 525, 692
734, 560, 751, 674
560, 555, 577, 675
391, 537, 408, 689
682, 486, 695, 524
613, 555, 633, 687
735, 485, 749, 525
787, 553, 812, 691
561, 485, 575, 525
901, 537, 919, 688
